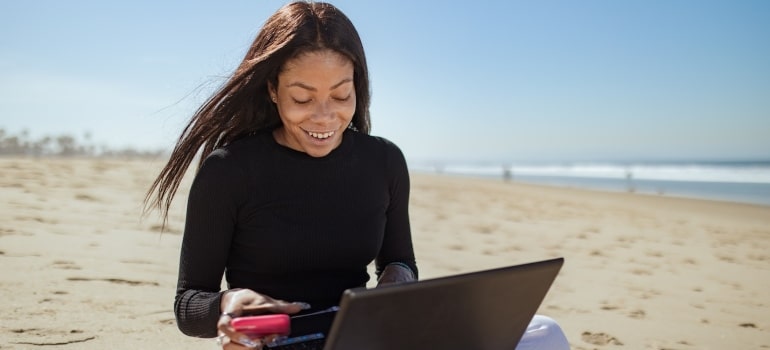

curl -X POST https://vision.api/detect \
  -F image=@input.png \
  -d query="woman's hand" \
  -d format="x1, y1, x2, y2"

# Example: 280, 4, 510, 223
217, 289, 308, 349
377, 263, 416, 286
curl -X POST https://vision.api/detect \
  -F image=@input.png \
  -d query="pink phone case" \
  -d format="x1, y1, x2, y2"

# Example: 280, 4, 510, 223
231, 314, 291, 337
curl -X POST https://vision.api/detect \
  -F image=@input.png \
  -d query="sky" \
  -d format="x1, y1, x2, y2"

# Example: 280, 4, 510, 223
1, 0, 769, 163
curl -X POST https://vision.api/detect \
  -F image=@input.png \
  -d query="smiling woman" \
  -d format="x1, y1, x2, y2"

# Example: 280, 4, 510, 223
269, 50, 357, 157
143, 2, 417, 349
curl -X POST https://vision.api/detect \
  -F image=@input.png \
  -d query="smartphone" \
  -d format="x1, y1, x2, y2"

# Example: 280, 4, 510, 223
230, 314, 291, 338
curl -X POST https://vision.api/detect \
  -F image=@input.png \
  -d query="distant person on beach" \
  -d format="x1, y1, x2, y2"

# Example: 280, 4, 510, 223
145, 2, 568, 349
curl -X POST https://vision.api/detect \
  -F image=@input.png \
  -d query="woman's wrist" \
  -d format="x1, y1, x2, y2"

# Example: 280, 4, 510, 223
378, 262, 416, 285
386, 262, 416, 280
220, 288, 244, 315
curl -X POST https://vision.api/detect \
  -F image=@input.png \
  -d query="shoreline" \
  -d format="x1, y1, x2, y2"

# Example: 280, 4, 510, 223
415, 170, 770, 208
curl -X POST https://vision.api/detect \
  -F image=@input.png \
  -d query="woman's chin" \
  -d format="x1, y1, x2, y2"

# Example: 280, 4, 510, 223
301, 135, 342, 157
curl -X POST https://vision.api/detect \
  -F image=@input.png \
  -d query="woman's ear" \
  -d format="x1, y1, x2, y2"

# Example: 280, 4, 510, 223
267, 82, 277, 103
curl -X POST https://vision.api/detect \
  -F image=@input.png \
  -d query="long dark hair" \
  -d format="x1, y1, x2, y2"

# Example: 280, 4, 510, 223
145, 1, 371, 222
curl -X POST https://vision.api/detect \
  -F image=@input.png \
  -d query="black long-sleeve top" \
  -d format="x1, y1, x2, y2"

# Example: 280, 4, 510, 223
173, 129, 418, 337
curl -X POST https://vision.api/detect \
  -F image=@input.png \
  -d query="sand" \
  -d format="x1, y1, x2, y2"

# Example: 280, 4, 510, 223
1, 157, 768, 349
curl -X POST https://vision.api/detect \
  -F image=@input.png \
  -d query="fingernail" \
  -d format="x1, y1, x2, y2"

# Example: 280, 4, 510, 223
265, 335, 288, 347
293, 302, 312, 310
237, 336, 260, 348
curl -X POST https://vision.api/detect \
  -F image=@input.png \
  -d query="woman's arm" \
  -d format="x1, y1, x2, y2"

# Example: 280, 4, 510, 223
174, 150, 242, 337
375, 142, 418, 284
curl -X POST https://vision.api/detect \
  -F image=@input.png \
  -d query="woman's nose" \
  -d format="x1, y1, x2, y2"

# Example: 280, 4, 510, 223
312, 99, 333, 120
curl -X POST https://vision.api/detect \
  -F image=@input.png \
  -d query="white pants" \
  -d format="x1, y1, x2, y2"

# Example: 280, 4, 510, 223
515, 315, 570, 350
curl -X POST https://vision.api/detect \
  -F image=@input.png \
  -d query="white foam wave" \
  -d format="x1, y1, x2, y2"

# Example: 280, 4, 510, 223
410, 163, 770, 184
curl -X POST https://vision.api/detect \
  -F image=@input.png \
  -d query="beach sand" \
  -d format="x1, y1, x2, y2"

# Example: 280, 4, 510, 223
1, 157, 768, 349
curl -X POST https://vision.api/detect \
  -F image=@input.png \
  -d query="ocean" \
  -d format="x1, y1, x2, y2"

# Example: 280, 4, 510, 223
408, 160, 770, 207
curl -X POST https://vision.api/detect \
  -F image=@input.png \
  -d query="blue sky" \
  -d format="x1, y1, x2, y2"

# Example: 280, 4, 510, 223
1, 1, 768, 162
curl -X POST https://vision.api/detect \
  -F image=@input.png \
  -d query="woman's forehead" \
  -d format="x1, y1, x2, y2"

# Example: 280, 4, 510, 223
282, 49, 352, 71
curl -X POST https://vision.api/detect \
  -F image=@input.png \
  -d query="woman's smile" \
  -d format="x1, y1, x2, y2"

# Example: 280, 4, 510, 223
305, 129, 336, 140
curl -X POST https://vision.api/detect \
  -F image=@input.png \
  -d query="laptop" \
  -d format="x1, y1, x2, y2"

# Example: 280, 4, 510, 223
268, 257, 564, 350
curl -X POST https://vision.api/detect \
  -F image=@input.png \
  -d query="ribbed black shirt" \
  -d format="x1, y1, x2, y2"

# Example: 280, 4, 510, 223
173, 129, 417, 337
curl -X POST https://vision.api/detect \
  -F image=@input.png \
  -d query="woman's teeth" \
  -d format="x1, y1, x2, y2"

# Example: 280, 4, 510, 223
308, 131, 335, 139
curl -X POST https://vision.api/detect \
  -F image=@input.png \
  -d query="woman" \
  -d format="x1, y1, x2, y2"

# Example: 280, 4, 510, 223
147, 2, 569, 349
146, 2, 416, 348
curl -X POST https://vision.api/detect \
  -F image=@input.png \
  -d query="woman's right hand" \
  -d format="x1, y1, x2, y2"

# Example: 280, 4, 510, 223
217, 289, 309, 349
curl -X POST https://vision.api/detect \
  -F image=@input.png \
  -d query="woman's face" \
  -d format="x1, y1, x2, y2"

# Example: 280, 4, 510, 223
270, 49, 356, 158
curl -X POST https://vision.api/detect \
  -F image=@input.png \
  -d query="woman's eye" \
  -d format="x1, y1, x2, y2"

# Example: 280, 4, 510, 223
333, 95, 351, 102
292, 98, 311, 105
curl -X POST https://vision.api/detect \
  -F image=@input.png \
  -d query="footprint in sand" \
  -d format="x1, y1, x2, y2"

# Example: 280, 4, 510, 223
471, 223, 496, 235
633, 288, 661, 300
645, 250, 663, 258
67, 277, 159, 286
682, 257, 698, 265
14, 215, 48, 224
588, 249, 607, 257
148, 224, 181, 234
628, 309, 646, 319
630, 268, 653, 276
747, 252, 768, 262
717, 254, 738, 263
446, 243, 465, 251
52, 260, 81, 270
581, 331, 623, 346
10, 328, 95, 346
0, 227, 18, 236
74, 193, 100, 202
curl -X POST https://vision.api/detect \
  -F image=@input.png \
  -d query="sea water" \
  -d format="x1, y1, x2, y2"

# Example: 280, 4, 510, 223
409, 161, 770, 207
